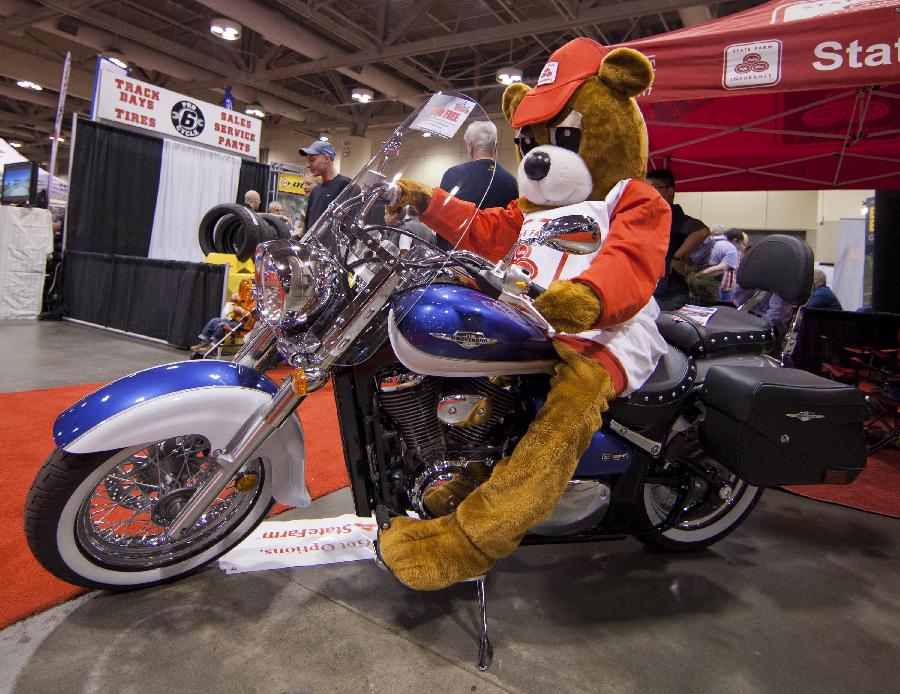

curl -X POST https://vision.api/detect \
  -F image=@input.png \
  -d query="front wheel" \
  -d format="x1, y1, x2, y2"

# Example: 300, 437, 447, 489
25, 436, 273, 590
637, 452, 763, 552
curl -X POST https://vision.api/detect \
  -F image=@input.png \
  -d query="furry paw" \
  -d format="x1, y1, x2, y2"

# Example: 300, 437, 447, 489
378, 514, 493, 591
533, 280, 602, 334
390, 178, 432, 215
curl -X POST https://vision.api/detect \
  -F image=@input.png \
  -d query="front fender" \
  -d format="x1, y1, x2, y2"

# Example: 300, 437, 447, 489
54, 361, 310, 507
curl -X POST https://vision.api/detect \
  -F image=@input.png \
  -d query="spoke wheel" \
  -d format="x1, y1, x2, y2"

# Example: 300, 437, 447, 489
638, 449, 763, 551
25, 440, 273, 590
75, 436, 262, 569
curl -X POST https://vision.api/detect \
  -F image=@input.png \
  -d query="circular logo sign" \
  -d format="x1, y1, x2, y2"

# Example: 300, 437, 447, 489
170, 101, 205, 138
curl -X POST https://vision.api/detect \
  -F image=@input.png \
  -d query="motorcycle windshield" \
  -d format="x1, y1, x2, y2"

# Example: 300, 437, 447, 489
255, 93, 498, 367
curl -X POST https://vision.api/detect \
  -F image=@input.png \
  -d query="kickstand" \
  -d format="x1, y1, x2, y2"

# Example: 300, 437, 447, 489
470, 574, 493, 671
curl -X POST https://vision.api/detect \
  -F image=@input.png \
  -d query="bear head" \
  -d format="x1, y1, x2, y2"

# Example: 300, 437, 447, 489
501, 39, 653, 212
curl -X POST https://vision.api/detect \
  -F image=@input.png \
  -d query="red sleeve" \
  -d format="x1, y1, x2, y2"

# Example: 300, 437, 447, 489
573, 180, 671, 329
420, 188, 524, 263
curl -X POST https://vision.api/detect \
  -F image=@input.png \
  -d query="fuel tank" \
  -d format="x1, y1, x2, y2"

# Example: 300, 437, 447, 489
388, 283, 557, 377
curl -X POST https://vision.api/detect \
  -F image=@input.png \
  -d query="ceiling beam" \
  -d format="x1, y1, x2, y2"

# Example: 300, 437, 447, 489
252, 0, 706, 83
0, 0, 98, 33
30, 0, 357, 123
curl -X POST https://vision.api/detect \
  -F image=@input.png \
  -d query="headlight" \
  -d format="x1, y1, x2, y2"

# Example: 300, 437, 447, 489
255, 239, 337, 333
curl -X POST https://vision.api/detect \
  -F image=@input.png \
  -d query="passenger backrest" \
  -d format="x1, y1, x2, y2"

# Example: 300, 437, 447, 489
736, 234, 814, 306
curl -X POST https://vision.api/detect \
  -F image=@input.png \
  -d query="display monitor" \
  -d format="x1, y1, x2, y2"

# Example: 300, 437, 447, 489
1, 160, 39, 206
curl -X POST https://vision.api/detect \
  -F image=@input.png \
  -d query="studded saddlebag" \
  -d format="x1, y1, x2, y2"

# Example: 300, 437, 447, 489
700, 366, 868, 486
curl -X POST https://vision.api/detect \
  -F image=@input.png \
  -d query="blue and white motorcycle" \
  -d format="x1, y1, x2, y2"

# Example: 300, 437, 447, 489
26, 94, 867, 593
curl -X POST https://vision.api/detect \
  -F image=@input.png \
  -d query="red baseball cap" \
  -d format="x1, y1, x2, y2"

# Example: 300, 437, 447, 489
511, 38, 609, 129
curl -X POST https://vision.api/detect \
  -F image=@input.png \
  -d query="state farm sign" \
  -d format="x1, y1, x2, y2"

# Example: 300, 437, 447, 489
93, 71, 262, 159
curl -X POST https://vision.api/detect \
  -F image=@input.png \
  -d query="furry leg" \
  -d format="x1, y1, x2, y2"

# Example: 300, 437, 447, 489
422, 462, 490, 517
379, 342, 615, 590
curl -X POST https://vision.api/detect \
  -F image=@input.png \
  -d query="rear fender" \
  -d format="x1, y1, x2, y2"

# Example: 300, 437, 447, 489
53, 361, 310, 507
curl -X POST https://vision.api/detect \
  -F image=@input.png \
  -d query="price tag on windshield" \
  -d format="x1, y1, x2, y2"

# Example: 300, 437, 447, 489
410, 94, 474, 139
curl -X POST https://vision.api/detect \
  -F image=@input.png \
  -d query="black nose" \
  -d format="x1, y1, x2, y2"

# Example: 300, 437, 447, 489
523, 151, 551, 181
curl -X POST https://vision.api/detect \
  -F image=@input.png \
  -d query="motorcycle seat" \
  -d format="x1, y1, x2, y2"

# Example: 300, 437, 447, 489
656, 307, 775, 358
606, 347, 696, 431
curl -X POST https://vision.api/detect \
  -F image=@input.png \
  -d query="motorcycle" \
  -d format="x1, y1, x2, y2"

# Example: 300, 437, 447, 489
25, 94, 868, 667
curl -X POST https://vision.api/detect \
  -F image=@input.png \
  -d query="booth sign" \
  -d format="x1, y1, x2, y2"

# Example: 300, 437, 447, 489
93, 70, 262, 159
277, 172, 306, 196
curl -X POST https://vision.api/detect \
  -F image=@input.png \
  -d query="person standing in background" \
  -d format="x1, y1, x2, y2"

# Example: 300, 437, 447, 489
808, 269, 843, 310
301, 141, 350, 230
265, 200, 292, 226
647, 168, 710, 311
243, 189, 261, 211
302, 173, 321, 198
440, 121, 518, 210
692, 227, 744, 302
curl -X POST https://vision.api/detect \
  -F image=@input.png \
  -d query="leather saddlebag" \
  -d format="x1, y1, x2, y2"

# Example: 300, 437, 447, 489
700, 366, 868, 486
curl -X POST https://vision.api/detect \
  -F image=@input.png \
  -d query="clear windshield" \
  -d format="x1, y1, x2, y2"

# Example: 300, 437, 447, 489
255, 93, 498, 367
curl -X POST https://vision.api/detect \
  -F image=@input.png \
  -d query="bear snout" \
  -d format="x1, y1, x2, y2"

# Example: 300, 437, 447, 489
523, 151, 551, 181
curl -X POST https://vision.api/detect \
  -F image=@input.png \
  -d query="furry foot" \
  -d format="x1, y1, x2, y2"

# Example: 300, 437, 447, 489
378, 514, 493, 591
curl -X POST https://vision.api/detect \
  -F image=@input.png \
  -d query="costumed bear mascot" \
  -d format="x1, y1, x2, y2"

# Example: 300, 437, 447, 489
379, 38, 672, 590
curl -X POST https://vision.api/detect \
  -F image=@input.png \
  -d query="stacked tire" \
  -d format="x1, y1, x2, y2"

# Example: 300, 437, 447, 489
198, 204, 292, 261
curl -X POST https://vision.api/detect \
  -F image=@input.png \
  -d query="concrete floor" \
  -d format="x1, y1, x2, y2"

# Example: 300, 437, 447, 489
2, 318, 899, 694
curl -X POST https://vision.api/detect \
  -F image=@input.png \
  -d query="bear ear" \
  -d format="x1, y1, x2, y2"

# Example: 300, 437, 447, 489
598, 47, 654, 97
501, 83, 531, 125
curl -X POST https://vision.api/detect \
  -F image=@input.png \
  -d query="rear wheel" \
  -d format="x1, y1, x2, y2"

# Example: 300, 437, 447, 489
637, 447, 763, 552
25, 436, 272, 590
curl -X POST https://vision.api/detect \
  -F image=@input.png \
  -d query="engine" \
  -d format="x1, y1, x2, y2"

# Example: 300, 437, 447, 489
377, 370, 523, 516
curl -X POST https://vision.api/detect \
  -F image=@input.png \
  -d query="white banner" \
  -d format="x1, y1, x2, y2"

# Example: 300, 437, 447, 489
93, 70, 262, 159
218, 513, 377, 575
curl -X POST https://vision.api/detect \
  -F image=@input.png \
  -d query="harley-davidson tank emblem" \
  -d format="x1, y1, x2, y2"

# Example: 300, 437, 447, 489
785, 411, 824, 422
429, 331, 498, 349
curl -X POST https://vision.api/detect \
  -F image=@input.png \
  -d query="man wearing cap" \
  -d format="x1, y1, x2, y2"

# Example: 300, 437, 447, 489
300, 140, 351, 231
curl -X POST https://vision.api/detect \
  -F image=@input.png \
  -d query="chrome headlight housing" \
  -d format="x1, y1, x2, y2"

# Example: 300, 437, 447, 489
255, 239, 337, 334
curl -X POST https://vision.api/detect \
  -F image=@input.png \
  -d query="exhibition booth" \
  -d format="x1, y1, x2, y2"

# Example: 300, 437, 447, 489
621, 0, 900, 191
60, 71, 270, 347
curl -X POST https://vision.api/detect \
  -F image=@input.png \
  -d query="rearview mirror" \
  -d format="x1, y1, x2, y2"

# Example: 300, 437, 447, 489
537, 215, 602, 255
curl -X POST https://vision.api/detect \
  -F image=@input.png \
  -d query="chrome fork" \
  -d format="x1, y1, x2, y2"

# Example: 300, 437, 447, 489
166, 368, 327, 540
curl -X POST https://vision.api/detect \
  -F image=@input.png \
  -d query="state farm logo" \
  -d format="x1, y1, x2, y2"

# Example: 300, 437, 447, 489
537, 61, 559, 86
170, 100, 205, 137
723, 40, 782, 89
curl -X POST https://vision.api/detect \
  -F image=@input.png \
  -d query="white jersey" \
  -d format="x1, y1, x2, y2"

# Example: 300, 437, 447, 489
511, 182, 667, 395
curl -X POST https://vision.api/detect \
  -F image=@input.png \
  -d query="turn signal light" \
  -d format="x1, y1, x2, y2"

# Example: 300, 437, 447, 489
290, 368, 308, 396
234, 471, 260, 492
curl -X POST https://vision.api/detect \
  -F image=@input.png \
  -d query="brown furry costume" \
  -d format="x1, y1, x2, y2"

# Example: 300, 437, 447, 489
379, 39, 671, 591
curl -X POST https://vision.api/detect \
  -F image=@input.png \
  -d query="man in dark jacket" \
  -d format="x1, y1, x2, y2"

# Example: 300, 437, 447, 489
439, 121, 518, 210
808, 270, 843, 310
301, 140, 351, 231
647, 168, 710, 310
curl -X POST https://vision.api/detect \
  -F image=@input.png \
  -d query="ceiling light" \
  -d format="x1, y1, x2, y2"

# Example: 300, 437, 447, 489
351, 87, 374, 104
210, 18, 241, 41
9, 141, 22, 148
496, 67, 523, 85
245, 102, 265, 118
422, 132, 431, 138
48, 136, 65, 142
16, 80, 43, 91
319, 134, 330, 142
104, 49, 128, 70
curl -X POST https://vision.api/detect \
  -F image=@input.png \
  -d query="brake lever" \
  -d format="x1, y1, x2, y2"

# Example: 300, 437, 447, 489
495, 264, 555, 336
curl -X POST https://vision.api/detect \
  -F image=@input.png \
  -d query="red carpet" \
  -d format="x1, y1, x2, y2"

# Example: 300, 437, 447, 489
785, 447, 900, 519
0, 377, 347, 629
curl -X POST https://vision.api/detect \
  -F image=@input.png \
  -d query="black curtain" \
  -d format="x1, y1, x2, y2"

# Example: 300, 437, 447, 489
872, 190, 900, 314
62, 250, 226, 348
66, 119, 163, 256
236, 160, 270, 205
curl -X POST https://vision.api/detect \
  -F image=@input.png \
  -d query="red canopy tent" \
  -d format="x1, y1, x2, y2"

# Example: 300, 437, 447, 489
622, 0, 900, 191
